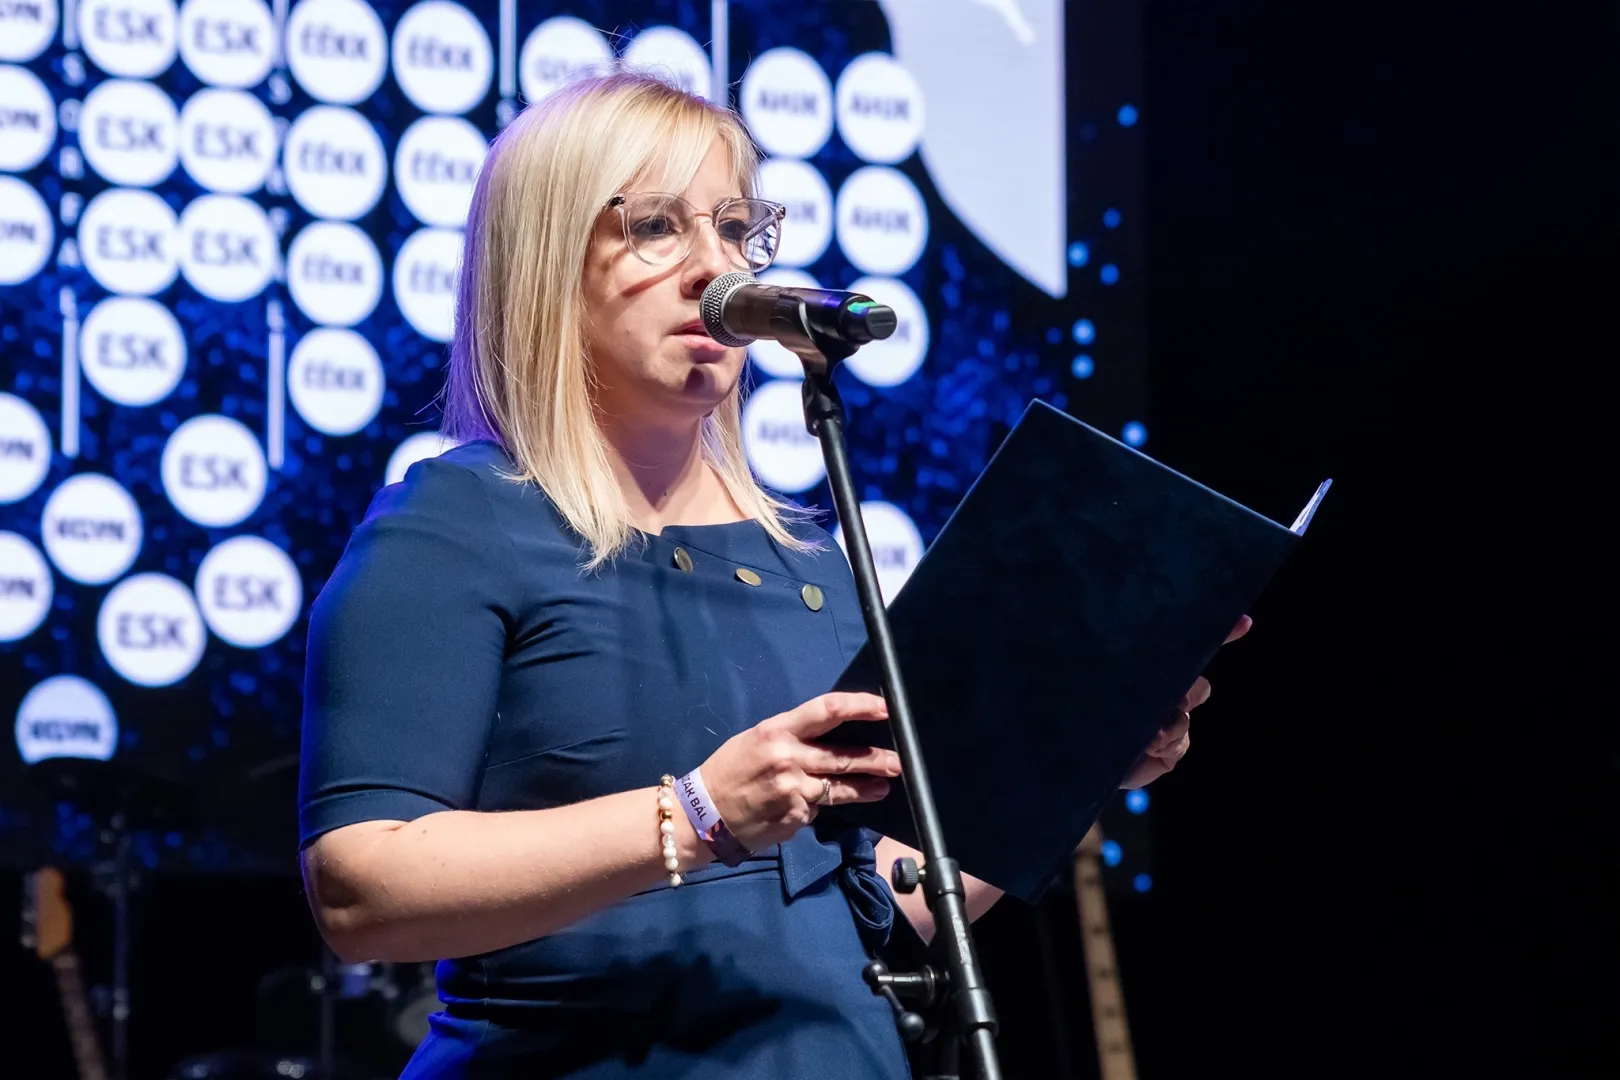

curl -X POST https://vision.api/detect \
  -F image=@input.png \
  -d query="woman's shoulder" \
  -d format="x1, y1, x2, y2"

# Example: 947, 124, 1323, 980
774, 515, 856, 585
369, 439, 565, 537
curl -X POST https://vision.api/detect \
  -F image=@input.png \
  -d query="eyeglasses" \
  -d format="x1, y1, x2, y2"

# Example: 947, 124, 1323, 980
606, 192, 786, 273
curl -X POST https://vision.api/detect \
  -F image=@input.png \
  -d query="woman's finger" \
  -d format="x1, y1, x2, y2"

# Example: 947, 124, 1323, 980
1225, 615, 1253, 644
1181, 676, 1211, 711
1150, 710, 1190, 750
806, 775, 892, 807
799, 742, 903, 778
1149, 731, 1190, 765
782, 692, 889, 739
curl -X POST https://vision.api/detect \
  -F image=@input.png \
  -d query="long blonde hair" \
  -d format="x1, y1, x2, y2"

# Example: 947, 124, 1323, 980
440, 71, 812, 569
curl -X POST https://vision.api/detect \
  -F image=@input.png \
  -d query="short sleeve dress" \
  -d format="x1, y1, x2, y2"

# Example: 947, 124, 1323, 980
298, 441, 912, 1080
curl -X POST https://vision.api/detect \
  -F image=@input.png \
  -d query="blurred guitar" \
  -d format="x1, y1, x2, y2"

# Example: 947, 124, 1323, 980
1074, 825, 1138, 1080
21, 867, 109, 1080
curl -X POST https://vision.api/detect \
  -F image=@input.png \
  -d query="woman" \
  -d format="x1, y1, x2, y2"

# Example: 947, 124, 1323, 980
298, 71, 1236, 1079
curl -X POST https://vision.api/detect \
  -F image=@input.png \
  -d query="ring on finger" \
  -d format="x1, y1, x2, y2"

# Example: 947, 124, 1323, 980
815, 776, 832, 806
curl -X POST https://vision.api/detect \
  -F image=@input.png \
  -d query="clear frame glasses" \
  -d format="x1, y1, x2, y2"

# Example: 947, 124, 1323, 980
607, 192, 786, 273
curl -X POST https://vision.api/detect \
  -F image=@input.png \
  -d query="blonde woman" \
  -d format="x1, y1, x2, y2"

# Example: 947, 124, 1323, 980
298, 72, 1214, 1079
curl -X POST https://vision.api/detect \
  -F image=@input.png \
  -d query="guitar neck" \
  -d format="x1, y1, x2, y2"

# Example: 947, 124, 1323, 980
50, 952, 109, 1080
1075, 834, 1138, 1080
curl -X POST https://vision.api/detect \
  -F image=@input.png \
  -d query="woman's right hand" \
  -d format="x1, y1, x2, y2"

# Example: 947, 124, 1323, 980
698, 692, 902, 852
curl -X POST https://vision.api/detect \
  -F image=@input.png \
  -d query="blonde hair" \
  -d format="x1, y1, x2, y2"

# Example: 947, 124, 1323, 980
440, 70, 813, 569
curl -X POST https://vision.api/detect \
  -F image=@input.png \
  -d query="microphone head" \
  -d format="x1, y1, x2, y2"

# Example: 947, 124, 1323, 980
699, 271, 758, 347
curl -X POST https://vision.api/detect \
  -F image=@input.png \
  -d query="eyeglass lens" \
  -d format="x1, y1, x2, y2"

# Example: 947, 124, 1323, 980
620, 194, 780, 271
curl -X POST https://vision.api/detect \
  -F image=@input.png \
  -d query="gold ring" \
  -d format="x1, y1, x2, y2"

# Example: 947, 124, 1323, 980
816, 776, 832, 806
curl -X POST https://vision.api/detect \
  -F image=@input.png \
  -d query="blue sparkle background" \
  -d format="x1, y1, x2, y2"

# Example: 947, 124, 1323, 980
0, 0, 1143, 873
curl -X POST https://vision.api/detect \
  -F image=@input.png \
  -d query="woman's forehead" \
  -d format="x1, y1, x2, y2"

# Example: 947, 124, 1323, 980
631, 139, 746, 200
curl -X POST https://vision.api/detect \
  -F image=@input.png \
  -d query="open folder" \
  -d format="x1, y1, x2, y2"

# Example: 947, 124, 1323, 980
824, 399, 1330, 904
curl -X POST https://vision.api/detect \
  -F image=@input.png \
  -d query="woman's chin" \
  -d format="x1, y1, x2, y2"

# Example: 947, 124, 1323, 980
678, 361, 742, 408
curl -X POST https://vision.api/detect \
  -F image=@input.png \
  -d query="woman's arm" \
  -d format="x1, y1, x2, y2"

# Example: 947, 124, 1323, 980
305, 692, 900, 964
874, 835, 1004, 944
303, 790, 715, 963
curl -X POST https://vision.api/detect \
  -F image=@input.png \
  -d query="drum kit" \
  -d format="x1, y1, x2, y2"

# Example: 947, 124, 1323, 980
21, 755, 440, 1080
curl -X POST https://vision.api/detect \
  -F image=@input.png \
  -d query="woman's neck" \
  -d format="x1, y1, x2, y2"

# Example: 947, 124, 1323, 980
599, 416, 745, 534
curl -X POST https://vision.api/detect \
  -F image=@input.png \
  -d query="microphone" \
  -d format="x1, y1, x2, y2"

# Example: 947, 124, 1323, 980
700, 271, 898, 351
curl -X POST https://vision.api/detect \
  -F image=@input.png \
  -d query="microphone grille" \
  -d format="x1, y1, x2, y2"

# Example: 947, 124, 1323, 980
699, 271, 758, 348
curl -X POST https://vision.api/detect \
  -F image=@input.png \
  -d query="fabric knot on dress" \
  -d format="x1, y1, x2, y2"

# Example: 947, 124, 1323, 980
778, 823, 895, 954
836, 827, 896, 953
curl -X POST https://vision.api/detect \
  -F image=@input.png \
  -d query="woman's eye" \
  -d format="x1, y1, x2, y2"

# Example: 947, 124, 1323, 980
630, 215, 678, 239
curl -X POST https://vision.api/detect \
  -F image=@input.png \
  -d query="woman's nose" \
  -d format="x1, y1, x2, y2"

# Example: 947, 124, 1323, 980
682, 219, 734, 294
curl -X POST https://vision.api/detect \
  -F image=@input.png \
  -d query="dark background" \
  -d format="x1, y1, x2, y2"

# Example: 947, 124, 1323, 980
5, 0, 1615, 1076
1097, 0, 1616, 1076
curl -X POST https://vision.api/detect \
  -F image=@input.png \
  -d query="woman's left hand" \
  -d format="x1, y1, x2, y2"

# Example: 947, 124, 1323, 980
1119, 615, 1252, 790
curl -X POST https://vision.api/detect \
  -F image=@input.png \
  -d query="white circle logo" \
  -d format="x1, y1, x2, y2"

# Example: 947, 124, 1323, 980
80, 295, 187, 406
394, 114, 485, 228
834, 501, 923, 604
79, 0, 178, 78
835, 53, 925, 165
79, 186, 179, 296
742, 378, 823, 493
740, 48, 833, 160
758, 157, 831, 268
0, 65, 57, 172
841, 276, 928, 388
0, 176, 53, 286
391, 0, 492, 115
384, 429, 456, 486
195, 534, 301, 648
177, 87, 276, 194
286, 0, 387, 105
518, 15, 610, 105
836, 165, 928, 276
97, 572, 206, 687
286, 220, 382, 326
0, 532, 52, 642
287, 327, 384, 436
15, 676, 118, 765
159, 413, 267, 527
283, 104, 387, 220
41, 473, 143, 584
178, 193, 276, 301
392, 226, 460, 342
746, 267, 819, 380
0, 0, 59, 62
177, 0, 273, 88
0, 392, 52, 503
78, 77, 179, 187
622, 26, 711, 100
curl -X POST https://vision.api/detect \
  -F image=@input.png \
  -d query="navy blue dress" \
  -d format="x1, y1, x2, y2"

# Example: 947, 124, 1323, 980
299, 441, 911, 1079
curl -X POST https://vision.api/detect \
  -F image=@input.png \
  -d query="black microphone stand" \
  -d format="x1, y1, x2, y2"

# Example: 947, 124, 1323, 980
786, 323, 1003, 1080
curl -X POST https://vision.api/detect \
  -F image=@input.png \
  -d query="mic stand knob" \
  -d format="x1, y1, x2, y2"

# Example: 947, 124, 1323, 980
891, 856, 923, 894
862, 959, 941, 1044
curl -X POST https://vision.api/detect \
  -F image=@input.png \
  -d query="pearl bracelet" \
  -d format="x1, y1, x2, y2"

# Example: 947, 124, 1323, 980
658, 774, 682, 887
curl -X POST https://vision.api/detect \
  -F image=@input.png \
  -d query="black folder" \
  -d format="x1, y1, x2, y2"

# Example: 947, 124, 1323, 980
825, 399, 1330, 903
